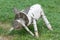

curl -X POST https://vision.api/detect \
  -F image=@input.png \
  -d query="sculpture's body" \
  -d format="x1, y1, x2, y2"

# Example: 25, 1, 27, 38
8, 4, 53, 38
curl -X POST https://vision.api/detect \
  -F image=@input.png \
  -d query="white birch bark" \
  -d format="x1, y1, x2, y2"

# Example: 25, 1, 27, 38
16, 20, 34, 36
41, 9, 53, 31
33, 19, 39, 37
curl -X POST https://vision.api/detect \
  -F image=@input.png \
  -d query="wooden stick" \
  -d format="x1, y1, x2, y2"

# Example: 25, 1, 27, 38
33, 19, 39, 38
8, 27, 14, 34
16, 20, 34, 36
41, 9, 53, 31
22, 24, 34, 36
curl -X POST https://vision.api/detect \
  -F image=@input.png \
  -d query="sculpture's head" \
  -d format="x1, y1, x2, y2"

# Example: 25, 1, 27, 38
13, 8, 29, 29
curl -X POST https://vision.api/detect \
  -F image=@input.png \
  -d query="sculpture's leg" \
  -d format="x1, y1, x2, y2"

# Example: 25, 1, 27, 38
33, 19, 39, 38
8, 27, 14, 34
41, 9, 53, 31
23, 24, 34, 36
16, 20, 34, 36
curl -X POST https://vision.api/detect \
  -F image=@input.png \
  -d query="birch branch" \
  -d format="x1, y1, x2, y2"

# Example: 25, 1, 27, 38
41, 9, 53, 31
16, 20, 34, 36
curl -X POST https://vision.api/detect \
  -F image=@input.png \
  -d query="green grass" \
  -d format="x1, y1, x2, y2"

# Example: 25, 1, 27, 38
0, 0, 60, 40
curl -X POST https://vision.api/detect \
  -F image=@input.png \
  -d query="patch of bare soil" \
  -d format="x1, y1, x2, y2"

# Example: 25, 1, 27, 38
0, 22, 12, 30
0, 36, 13, 40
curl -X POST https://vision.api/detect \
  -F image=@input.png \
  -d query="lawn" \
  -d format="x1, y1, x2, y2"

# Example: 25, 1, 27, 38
0, 0, 60, 40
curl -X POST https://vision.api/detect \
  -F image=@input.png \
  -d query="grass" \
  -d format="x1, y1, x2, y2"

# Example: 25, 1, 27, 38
0, 0, 60, 40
